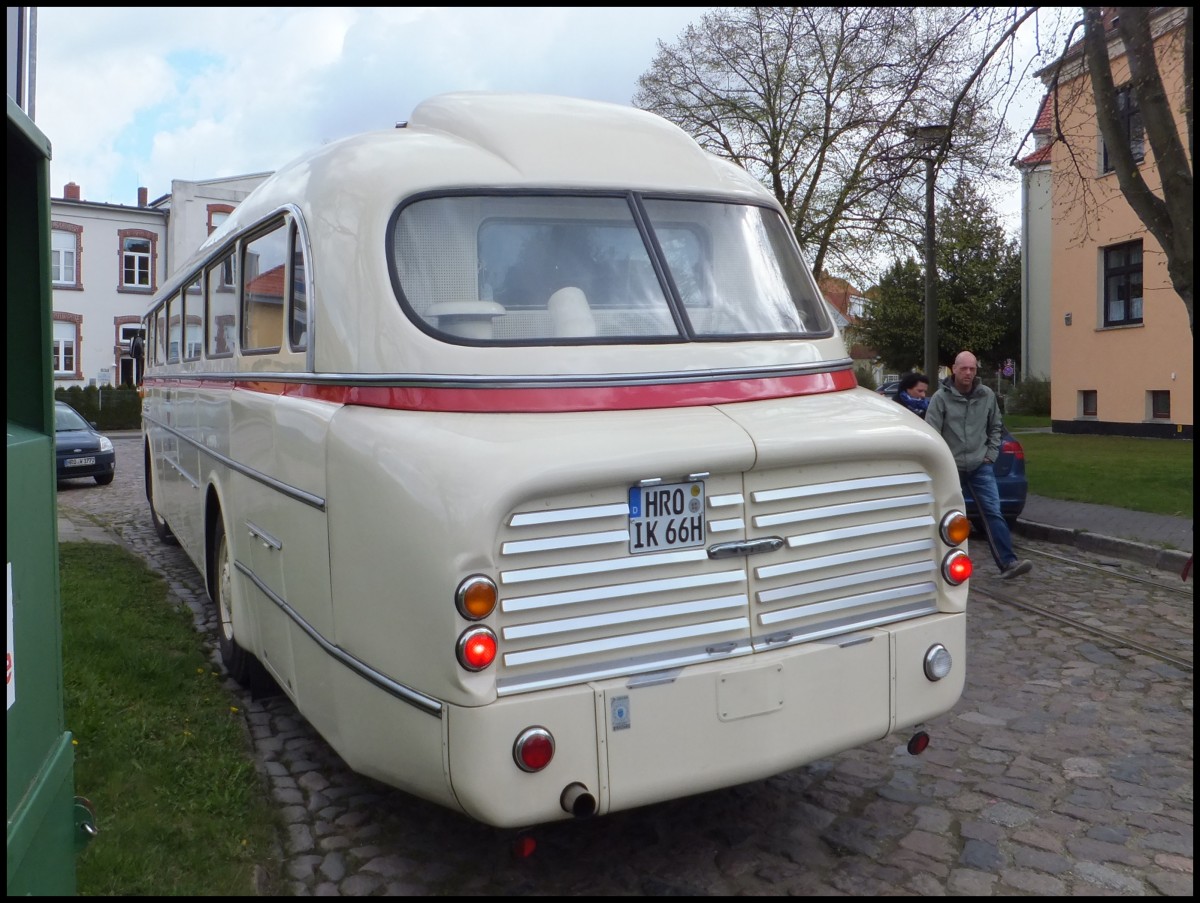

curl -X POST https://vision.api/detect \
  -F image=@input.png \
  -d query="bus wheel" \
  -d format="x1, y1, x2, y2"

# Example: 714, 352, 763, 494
213, 518, 252, 686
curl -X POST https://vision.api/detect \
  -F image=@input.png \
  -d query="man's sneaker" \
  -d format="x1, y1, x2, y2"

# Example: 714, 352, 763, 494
999, 559, 1032, 579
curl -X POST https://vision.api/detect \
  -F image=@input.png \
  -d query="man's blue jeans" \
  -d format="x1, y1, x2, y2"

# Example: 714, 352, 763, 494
960, 463, 1017, 568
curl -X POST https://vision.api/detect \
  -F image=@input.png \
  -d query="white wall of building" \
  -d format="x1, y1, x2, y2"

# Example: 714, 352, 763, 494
50, 173, 270, 388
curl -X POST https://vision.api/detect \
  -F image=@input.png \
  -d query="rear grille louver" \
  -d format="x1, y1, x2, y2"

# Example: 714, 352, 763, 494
495, 466, 939, 696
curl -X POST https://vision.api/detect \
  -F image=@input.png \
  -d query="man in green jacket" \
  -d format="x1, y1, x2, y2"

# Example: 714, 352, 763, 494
926, 350, 1032, 579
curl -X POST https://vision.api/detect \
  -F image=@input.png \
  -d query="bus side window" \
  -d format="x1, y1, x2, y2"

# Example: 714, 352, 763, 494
207, 253, 237, 357
242, 222, 287, 354
183, 273, 203, 360
166, 293, 182, 363
154, 304, 167, 364
289, 226, 308, 351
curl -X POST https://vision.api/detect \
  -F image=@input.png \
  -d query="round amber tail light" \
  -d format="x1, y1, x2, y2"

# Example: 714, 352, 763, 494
456, 575, 498, 620
940, 511, 971, 546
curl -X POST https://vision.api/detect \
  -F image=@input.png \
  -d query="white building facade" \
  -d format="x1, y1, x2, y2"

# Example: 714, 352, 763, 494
50, 174, 268, 388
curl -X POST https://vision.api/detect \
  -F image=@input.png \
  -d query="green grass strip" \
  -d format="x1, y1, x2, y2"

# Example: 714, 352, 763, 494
60, 542, 282, 895
1014, 433, 1193, 517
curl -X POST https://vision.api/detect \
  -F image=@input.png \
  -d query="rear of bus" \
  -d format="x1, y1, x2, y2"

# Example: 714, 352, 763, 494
305, 95, 972, 828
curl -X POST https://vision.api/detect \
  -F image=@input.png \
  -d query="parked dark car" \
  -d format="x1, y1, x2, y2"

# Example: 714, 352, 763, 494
963, 431, 1027, 527
877, 380, 902, 398
54, 400, 116, 485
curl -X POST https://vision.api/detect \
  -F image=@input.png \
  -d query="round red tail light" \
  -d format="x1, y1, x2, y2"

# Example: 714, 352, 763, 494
942, 550, 972, 584
513, 726, 555, 772
457, 626, 497, 671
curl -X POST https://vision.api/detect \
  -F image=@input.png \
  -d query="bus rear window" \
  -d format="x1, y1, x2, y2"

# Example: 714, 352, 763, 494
390, 194, 829, 343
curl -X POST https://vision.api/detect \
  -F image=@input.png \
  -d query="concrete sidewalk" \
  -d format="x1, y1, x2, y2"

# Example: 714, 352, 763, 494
1016, 493, 1192, 573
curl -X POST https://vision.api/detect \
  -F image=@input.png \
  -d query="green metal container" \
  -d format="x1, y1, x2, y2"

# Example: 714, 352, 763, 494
7, 95, 89, 896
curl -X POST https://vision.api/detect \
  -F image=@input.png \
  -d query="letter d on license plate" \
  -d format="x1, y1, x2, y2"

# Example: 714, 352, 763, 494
628, 481, 705, 554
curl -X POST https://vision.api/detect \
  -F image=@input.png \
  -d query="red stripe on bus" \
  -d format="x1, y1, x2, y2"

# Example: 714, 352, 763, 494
215, 370, 858, 412
145, 371, 857, 412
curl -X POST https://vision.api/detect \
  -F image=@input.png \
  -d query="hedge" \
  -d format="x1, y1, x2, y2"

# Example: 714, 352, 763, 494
54, 385, 143, 431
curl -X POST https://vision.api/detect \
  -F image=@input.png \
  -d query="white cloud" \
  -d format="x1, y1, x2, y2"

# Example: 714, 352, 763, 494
34, 6, 709, 205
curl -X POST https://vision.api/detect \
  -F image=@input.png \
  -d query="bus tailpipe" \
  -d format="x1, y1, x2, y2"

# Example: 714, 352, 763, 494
560, 782, 596, 818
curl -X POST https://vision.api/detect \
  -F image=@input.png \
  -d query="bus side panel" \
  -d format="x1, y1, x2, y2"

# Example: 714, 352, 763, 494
172, 368, 204, 558
228, 386, 296, 689
323, 665, 460, 813
271, 396, 338, 715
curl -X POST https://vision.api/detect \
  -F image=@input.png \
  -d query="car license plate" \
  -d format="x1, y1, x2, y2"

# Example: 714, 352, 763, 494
628, 481, 705, 554
66, 456, 96, 467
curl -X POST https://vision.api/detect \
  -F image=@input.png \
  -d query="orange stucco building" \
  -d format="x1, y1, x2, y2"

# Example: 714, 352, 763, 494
1036, 7, 1191, 438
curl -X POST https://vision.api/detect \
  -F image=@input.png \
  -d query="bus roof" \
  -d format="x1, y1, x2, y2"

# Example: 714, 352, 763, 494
193, 92, 777, 263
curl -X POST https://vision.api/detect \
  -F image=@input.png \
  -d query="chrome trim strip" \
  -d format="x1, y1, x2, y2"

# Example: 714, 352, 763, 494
233, 560, 442, 716
501, 569, 745, 613
758, 582, 937, 626
756, 493, 933, 528
786, 516, 935, 548
626, 669, 683, 688
501, 594, 748, 640
144, 414, 326, 511
757, 539, 933, 579
708, 517, 744, 533
708, 493, 744, 508
495, 640, 754, 696
499, 546, 709, 585
503, 617, 750, 667
501, 529, 628, 555
508, 502, 628, 526
751, 472, 930, 503
757, 562, 936, 605
168, 358, 856, 390
752, 600, 938, 651
245, 521, 283, 551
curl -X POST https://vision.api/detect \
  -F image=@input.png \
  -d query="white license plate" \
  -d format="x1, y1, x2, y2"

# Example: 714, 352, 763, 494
66, 456, 96, 467
628, 481, 705, 554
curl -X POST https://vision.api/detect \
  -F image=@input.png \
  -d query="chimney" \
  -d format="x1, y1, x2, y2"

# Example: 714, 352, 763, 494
64, 182, 81, 201
138, 186, 148, 207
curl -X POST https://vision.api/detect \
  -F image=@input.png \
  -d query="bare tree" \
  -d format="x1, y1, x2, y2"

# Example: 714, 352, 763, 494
633, 7, 1022, 284
1081, 6, 1193, 331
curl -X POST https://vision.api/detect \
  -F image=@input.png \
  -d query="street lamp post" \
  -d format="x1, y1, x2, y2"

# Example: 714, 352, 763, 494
909, 124, 949, 386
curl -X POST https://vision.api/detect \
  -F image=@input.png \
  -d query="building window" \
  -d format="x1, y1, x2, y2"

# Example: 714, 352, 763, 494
52, 315, 82, 378
208, 205, 234, 235
117, 228, 158, 292
1149, 391, 1171, 420
1102, 84, 1144, 173
1103, 241, 1142, 326
1080, 390, 1097, 418
51, 222, 83, 288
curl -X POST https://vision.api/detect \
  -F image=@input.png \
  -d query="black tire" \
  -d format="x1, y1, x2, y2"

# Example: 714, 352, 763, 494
212, 517, 253, 686
145, 445, 177, 544
95, 472, 114, 486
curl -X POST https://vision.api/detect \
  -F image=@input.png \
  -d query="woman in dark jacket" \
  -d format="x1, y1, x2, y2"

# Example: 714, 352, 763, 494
894, 372, 929, 419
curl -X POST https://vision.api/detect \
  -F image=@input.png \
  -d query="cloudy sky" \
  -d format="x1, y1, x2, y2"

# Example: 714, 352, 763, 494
33, 7, 1071, 231
33, 7, 712, 206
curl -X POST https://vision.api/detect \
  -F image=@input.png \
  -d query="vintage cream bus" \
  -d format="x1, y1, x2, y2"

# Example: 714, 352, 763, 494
141, 92, 973, 829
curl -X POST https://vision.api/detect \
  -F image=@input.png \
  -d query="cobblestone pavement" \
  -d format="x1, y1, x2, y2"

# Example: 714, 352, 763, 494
58, 436, 1193, 895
